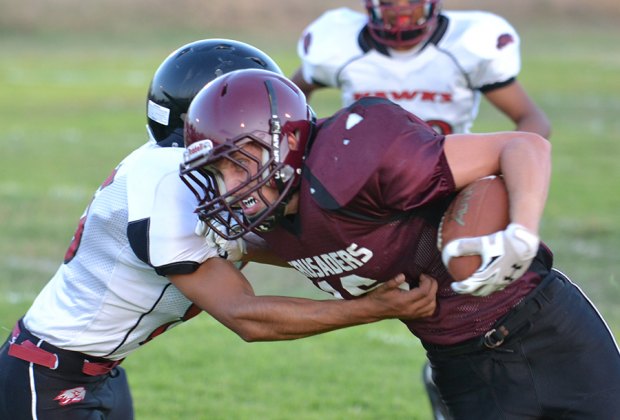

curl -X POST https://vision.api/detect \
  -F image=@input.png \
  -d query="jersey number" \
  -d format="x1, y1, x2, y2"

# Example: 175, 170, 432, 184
64, 167, 119, 263
426, 119, 453, 135
140, 304, 201, 346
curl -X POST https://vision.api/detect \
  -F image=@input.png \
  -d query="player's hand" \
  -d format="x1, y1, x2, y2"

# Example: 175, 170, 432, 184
195, 220, 247, 262
443, 223, 539, 297
367, 273, 438, 320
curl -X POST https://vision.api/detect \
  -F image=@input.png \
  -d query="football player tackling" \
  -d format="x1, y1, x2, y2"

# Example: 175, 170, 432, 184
0, 40, 438, 420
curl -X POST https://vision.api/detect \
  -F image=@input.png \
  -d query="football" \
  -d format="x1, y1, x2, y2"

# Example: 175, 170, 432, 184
437, 176, 510, 281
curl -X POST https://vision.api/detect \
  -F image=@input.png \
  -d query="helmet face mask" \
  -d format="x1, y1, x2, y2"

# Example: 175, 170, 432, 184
364, 0, 441, 49
180, 69, 315, 240
146, 39, 283, 147
188, 135, 285, 237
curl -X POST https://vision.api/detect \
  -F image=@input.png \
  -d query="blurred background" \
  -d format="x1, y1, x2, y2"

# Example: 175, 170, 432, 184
1, 1, 619, 418
2, 0, 619, 33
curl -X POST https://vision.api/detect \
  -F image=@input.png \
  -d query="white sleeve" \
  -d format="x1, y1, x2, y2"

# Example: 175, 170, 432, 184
126, 148, 218, 270
450, 11, 521, 89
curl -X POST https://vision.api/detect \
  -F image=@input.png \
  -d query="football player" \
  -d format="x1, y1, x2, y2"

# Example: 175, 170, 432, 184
0, 39, 438, 420
181, 69, 620, 419
291, 0, 550, 138
292, 1, 551, 416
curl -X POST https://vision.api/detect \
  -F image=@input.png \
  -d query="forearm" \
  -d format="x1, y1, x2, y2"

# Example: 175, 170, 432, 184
290, 67, 318, 100
500, 133, 551, 233
221, 295, 384, 342
515, 113, 552, 139
484, 81, 552, 139
219, 273, 438, 342
173, 259, 436, 343
171, 258, 383, 342
446, 131, 551, 233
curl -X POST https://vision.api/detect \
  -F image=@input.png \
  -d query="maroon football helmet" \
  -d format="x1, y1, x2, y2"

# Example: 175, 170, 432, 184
180, 69, 315, 239
364, 0, 442, 49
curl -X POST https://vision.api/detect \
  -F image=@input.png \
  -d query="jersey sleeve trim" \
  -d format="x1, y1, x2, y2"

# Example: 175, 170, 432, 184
310, 78, 329, 88
479, 76, 516, 93
154, 261, 201, 276
128, 218, 150, 265
128, 217, 204, 276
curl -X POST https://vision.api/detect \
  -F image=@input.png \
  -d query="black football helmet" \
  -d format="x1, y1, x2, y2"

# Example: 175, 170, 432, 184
146, 39, 283, 147
364, 0, 442, 49
180, 69, 316, 239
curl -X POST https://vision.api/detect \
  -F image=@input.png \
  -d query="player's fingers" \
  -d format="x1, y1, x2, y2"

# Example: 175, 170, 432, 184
381, 273, 406, 290
442, 237, 483, 265
418, 273, 438, 294
391, 273, 406, 285
195, 220, 209, 236
417, 274, 430, 290
450, 277, 484, 295
414, 274, 438, 312
427, 275, 439, 295
416, 274, 438, 317
476, 283, 504, 297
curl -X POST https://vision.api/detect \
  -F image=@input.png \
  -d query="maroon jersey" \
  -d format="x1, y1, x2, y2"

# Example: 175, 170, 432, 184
261, 98, 550, 345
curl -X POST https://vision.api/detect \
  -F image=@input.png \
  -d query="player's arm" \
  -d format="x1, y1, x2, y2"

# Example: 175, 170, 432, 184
168, 258, 437, 342
444, 131, 550, 234
290, 67, 322, 100
484, 81, 552, 138
442, 131, 550, 296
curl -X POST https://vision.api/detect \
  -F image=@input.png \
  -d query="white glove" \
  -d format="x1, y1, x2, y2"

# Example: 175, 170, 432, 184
442, 223, 540, 297
195, 220, 247, 262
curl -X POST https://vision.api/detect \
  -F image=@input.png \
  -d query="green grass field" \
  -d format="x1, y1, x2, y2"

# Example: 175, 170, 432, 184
1, 17, 619, 419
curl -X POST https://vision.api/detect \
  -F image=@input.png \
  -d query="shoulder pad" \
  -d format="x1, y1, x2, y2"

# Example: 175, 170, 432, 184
442, 11, 520, 60
297, 8, 367, 86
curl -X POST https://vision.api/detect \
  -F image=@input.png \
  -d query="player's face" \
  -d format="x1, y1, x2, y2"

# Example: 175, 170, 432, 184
380, 0, 429, 30
211, 141, 279, 218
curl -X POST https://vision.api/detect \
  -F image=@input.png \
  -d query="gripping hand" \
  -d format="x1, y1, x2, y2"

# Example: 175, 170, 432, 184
195, 220, 247, 262
443, 223, 539, 297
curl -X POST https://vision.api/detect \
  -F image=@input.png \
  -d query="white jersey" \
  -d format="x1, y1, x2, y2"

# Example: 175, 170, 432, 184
23, 141, 218, 360
297, 8, 521, 134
